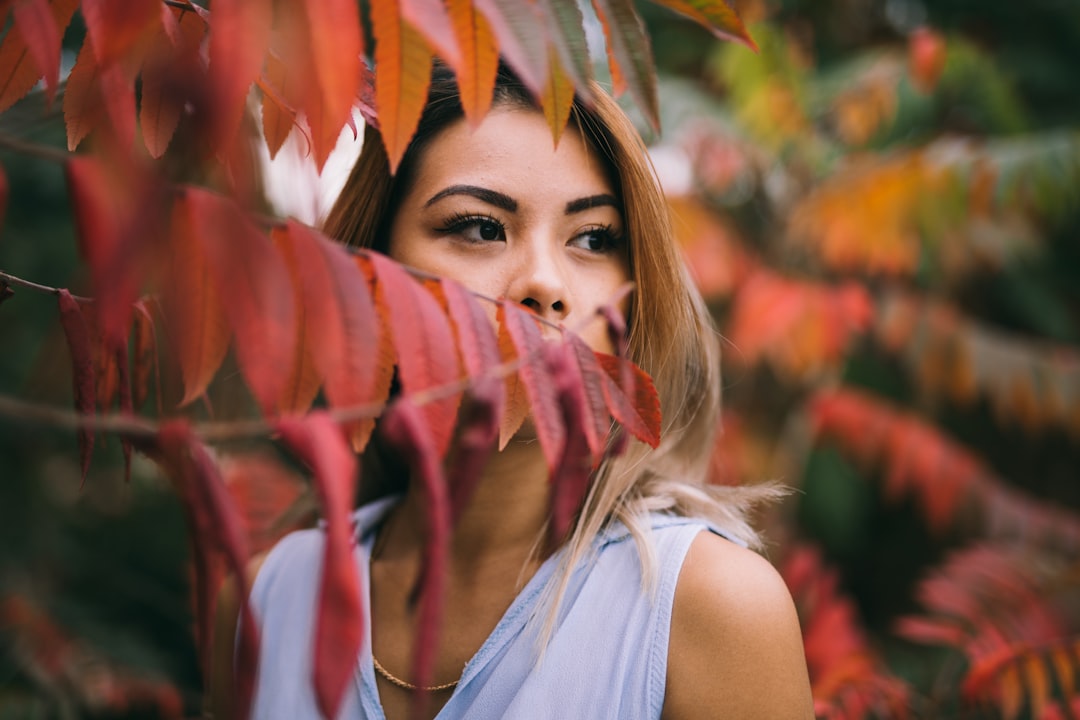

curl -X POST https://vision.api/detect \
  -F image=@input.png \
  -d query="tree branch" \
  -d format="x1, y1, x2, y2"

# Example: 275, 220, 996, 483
0, 132, 70, 164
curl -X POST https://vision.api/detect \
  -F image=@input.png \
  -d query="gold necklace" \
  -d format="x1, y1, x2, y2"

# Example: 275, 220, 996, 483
369, 508, 460, 694
371, 654, 459, 693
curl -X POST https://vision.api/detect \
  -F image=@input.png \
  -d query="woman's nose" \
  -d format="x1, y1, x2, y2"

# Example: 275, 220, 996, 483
507, 239, 569, 321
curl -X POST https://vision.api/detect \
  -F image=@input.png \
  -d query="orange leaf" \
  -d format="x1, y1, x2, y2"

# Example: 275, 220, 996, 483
0, 0, 78, 113
372, 1, 434, 172
139, 6, 205, 158
371, 254, 462, 458
1024, 654, 1051, 720
1051, 645, 1076, 701
208, 0, 273, 152
63, 40, 106, 151
164, 198, 230, 407
447, 0, 498, 127
183, 189, 296, 416
647, 0, 757, 51
539, 48, 573, 145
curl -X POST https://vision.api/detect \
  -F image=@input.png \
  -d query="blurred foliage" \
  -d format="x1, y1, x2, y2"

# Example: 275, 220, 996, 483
650, 0, 1080, 716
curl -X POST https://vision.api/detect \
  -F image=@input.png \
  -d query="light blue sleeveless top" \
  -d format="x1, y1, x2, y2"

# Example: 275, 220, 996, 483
249, 497, 726, 719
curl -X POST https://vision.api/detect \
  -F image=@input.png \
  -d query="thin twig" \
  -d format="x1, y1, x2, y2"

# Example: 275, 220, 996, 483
0, 132, 70, 164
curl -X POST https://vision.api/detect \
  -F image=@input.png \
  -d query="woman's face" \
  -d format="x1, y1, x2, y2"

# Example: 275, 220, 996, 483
386, 107, 630, 353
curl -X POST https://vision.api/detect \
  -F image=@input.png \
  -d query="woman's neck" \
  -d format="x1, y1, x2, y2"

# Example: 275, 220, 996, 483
381, 437, 552, 576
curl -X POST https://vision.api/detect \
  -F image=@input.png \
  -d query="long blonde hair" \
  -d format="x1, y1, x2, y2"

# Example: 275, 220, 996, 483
324, 62, 778, 606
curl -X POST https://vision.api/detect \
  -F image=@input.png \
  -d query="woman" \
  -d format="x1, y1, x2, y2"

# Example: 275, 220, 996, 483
231, 63, 814, 719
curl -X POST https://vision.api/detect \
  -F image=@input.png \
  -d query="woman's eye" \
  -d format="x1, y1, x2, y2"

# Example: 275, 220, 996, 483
570, 227, 622, 253
440, 215, 506, 243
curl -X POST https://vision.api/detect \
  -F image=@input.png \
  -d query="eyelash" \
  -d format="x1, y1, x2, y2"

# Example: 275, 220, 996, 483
435, 213, 506, 242
436, 213, 624, 254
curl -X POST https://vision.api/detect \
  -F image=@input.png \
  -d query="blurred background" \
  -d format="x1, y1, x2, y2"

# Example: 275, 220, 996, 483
2, 0, 1079, 717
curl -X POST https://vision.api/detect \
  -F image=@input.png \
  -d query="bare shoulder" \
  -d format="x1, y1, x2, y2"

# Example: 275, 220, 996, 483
662, 531, 815, 720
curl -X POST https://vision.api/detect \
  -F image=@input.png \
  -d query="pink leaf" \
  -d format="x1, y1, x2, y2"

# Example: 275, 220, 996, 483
12, 0, 60, 104
544, 341, 593, 543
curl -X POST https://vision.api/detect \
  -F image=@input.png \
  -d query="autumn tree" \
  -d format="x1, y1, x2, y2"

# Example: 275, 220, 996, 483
649, 1, 1080, 717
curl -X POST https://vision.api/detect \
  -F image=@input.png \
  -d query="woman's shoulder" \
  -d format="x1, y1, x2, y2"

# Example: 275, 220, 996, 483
662, 531, 815, 719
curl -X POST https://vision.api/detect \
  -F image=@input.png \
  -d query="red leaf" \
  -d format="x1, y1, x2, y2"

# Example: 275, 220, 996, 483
12, 0, 61, 105
371, 2, 434, 172
594, 352, 661, 448
260, 50, 297, 161
275, 414, 361, 720
380, 399, 451, 705
63, 40, 106, 151
297, 0, 363, 171
647, 0, 757, 51
208, 0, 273, 152
565, 333, 611, 460
274, 223, 385, 438
183, 189, 296, 416
502, 302, 565, 474
0, 0, 78, 114
439, 278, 504, 411
131, 299, 160, 413
97, 53, 137, 152
163, 198, 230, 407
81, 0, 160, 68
371, 253, 462, 458
154, 422, 259, 720
446, 0, 499, 126
115, 340, 133, 484
445, 381, 500, 526
139, 7, 205, 158
66, 155, 162, 349
57, 289, 95, 483
544, 341, 593, 543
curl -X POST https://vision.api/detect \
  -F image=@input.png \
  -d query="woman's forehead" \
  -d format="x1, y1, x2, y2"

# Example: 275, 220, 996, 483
406, 108, 619, 204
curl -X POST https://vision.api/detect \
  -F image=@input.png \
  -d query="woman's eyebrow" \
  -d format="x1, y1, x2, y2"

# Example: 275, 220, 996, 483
566, 194, 620, 214
424, 185, 517, 212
